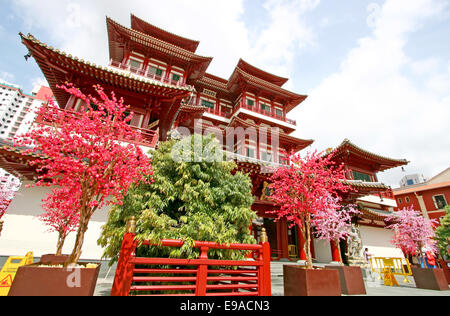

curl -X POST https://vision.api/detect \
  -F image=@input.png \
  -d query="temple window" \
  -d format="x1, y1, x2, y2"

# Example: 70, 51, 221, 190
148, 66, 163, 77
275, 108, 283, 117
247, 147, 255, 158
261, 150, 272, 162
433, 195, 447, 209
129, 58, 143, 69
352, 171, 372, 182
201, 100, 215, 109
260, 103, 270, 112
247, 99, 255, 107
172, 73, 181, 82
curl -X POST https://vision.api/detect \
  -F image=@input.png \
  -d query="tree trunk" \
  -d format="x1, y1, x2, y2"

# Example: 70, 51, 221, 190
56, 231, 66, 256
304, 215, 313, 269
65, 216, 89, 266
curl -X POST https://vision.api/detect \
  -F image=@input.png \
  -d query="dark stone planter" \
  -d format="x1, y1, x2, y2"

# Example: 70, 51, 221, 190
325, 265, 366, 295
283, 265, 341, 296
8, 262, 100, 296
411, 267, 449, 291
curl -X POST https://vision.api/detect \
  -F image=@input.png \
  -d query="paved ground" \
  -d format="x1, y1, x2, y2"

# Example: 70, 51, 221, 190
2, 256, 449, 296
270, 261, 450, 296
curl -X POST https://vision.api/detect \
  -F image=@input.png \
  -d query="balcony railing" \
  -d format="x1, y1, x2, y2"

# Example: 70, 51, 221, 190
184, 98, 297, 125
35, 107, 159, 148
233, 102, 297, 126
109, 60, 187, 88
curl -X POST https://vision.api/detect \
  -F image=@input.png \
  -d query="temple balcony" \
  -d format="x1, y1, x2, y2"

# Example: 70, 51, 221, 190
34, 107, 159, 149
234, 101, 297, 126
184, 98, 297, 127
108, 60, 187, 88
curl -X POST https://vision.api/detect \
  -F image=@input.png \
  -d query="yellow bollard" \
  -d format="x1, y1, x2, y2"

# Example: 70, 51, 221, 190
0, 252, 33, 296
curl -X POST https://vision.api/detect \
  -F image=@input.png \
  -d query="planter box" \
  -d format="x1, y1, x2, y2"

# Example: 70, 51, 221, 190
439, 260, 450, 285
411, 267, 449, 291
8, 262, 100, 296
325, 265, 366, 295
283, 265, 341, 296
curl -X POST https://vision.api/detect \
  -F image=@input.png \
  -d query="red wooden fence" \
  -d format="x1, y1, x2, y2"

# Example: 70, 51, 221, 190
111, 232, 271, 296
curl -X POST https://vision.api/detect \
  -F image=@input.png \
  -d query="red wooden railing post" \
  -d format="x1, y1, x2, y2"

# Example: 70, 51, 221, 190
195, 246, 209, 296
259, 228, 272, 296
111, 218, 137, 296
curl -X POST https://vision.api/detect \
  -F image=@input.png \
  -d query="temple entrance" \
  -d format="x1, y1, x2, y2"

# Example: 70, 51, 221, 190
263, 218, 281, 260
287, 224, 300, 260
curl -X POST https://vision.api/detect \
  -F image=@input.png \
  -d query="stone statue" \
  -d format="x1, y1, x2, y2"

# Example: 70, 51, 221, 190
346, 225, 367, 267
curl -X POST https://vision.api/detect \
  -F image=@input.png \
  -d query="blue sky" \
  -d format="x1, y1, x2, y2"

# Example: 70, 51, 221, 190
0, 0, 449, 187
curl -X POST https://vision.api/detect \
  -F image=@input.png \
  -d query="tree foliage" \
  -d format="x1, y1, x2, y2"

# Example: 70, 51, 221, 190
0, 176, 19, 220
386, 206, 438, 256
98, 134, 256, 265
14, 83, 152, 265
268, 150, 351, 269
435, 206, 450, 258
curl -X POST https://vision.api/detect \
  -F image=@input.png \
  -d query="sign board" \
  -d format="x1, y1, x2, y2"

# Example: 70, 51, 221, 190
0, 252, 33, 296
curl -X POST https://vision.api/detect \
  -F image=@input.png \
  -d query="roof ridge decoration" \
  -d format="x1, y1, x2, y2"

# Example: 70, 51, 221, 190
130, 14, 200, 53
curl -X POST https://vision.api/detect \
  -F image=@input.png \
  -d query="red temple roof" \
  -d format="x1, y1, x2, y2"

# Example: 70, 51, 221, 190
228, 67, 307, 113
106, 17, 212, 80
20, 33, 192, 108
331, 139, 408, 173
131, 14, 200, 53
236, 59, 289, 87
0, 141, 44, 181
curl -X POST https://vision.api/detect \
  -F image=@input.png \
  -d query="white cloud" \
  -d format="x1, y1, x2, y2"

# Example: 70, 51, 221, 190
30, 77, 48, 90
294, 0, 450, 187
0, 71, 16, 86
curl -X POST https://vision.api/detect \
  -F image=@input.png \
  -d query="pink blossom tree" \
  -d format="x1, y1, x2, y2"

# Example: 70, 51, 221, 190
269, 150, 352, 269
386, 206, 438, 262
313, 198, 360, 261
0, 177, 19, 236
14, 83, 152, 265
39, 188, 80, 256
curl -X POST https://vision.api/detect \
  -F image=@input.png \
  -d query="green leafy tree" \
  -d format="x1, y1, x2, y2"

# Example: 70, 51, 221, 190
98, 134, 256, 265
436, 206, 450, 259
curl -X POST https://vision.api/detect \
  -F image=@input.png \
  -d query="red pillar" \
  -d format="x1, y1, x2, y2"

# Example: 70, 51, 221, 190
330, 240, 341, 262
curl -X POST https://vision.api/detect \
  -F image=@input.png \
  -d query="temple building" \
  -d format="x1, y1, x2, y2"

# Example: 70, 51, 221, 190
0, 15, 408, 263
324, 139, 409, 264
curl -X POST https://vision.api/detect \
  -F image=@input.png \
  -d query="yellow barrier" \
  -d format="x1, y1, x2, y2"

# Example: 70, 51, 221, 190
369, 257, 412, 286
0, 252, 33, 296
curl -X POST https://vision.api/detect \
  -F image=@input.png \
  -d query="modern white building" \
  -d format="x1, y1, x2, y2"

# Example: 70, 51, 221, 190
400, 173, 427, 187
0, 82, 52, 190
